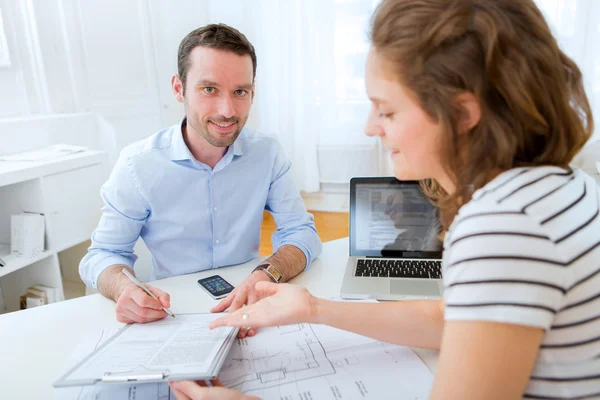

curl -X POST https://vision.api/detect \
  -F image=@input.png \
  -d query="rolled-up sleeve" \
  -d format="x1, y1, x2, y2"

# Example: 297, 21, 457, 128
266, 145, 322, 269
79, 152, 150, 288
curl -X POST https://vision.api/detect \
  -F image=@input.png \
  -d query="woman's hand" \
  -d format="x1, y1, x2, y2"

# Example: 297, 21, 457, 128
209, 282, 317, 332
169, 379, 260, 400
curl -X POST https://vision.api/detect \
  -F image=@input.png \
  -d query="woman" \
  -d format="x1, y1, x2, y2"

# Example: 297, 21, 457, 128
171, 0, 600, 399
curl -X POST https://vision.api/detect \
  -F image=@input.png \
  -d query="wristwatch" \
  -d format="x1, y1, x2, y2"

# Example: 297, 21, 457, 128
253, 263, 284, 283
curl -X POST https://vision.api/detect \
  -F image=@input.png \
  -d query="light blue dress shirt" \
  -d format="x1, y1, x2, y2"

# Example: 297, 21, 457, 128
79, 120, 322, 287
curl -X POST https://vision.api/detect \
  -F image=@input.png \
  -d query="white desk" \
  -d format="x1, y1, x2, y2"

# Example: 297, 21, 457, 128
0, 237, 439, 398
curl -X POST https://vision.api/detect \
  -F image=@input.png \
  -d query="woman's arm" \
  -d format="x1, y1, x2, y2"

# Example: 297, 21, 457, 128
210, 282, 445, 349
430, 321, 544, 400
313, 297, 444, 349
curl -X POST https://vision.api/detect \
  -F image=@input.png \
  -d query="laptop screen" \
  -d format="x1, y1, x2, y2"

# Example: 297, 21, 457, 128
350, 177, 443, 258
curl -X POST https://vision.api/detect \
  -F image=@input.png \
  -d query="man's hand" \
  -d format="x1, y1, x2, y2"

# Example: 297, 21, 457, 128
210, 271, 272, 338
97, 265, 172, 324
115, 283, 171, 324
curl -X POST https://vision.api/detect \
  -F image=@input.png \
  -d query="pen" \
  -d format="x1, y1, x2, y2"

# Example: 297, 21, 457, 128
0, 257, 5, 267
121, 268, 175, 318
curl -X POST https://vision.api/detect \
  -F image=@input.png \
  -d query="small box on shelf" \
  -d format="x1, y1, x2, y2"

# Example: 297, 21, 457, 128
18, 284, 59, 310
20, 293, 45, 309
11, 212, 45, 258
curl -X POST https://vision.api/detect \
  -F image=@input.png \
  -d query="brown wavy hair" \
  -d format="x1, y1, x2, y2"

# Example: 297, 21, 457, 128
370, 0, 594, 231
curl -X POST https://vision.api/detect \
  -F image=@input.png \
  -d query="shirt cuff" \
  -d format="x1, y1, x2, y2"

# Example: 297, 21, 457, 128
87, 253, 136, 289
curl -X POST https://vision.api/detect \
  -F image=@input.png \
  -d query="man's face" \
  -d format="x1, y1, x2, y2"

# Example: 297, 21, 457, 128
175, 46, 254, 147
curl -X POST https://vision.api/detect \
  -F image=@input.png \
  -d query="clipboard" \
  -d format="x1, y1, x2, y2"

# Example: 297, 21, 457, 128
53, 313, 238, 387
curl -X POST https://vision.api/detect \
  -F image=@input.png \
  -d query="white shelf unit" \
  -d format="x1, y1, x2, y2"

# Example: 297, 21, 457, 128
0, 150, 109, 313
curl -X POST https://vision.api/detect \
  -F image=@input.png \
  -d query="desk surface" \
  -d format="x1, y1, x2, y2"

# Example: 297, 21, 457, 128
0, 237, 439, 398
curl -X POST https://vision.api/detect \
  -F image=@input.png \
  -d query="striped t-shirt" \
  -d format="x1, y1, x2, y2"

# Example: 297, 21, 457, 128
443, 166, 600, 399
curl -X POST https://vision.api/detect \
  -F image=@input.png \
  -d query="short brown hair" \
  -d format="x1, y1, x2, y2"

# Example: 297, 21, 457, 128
177, 23, 257, 93
370, 0, 593, 230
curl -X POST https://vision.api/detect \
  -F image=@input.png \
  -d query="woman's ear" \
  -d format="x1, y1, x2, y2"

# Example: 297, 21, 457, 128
455, 92, 481, 134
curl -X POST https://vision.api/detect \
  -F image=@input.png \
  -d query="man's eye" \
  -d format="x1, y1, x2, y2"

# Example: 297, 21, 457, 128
203, 87, 215, 94
235, 90, 247, 96
379, 112, 394, 119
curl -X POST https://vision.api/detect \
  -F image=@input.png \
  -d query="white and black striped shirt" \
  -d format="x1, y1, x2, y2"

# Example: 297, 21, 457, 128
443, 166, 600, 400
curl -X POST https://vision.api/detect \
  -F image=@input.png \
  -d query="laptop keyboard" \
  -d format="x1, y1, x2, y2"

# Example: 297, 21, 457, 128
355, 259, 442, 279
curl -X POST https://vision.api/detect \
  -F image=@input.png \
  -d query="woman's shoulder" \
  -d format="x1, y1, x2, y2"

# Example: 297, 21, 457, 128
450, 166, 595, 239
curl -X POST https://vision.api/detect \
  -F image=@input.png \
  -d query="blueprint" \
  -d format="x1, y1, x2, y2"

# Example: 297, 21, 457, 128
221, 323, 434, 399
56, 322, 433, 400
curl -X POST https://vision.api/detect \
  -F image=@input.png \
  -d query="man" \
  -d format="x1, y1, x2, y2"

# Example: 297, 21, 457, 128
79, 24, 322, 337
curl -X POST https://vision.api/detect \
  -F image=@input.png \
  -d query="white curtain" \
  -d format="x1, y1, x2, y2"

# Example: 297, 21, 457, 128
536, 0, 600, 143
249, 0, 338, 193
206, 0, 600, 192
208, 0, 378, 192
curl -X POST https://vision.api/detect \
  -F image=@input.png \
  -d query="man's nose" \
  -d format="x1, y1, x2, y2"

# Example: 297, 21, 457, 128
217, 95, 235, 119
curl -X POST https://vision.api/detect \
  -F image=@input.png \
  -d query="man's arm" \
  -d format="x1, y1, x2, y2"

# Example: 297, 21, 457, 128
262, 244, 306, 283
98, 264, 135, 302
79, 150, 170, 323
265, 142, 322, 271
79, 150, 148, 289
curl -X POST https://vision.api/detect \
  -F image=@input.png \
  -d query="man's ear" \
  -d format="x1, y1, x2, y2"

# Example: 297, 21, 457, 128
171, 74, 185, 103
454, 92, 481, 134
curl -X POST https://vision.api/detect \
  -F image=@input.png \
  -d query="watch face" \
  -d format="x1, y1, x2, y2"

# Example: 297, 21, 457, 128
267, 265, 282, 281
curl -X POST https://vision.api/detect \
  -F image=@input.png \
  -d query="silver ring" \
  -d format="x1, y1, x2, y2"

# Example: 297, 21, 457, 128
242, 313, 251, 330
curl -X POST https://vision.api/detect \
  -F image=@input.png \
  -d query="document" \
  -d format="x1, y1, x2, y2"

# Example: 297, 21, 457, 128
54, 313, 237, 388
57, 309, 433, 400
55, 328, 175, 400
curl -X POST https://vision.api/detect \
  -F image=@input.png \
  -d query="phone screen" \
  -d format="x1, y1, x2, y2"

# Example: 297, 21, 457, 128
197, 275, 234, 298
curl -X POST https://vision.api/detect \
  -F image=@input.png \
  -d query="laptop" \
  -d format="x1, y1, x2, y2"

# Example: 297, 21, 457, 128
340, 177, 444, 300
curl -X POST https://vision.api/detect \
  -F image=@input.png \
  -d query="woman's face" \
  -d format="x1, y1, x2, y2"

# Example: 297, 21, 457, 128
364, 49, 450, 189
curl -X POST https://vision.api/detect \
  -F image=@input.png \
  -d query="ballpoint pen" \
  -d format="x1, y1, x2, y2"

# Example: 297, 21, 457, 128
121, 268, 175, 318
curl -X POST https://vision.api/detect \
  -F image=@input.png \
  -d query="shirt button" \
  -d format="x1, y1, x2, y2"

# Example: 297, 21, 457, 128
213, 207, 218, 212
215, 239, 220, 244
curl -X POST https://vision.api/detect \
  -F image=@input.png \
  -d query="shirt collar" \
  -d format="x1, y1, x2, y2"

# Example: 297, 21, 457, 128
170, 117, 245, 161
231, 130, 244, 156
170, 117, 194, 161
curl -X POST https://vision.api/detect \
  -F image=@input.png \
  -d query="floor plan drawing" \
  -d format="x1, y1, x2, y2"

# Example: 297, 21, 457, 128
220, 323, 337, 391
221, 323, 434, 400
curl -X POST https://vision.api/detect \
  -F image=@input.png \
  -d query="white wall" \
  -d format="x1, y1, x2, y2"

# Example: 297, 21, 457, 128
0, 0, 214, 152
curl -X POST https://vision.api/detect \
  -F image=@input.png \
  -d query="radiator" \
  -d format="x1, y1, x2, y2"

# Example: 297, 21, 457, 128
317, 144, 382, 184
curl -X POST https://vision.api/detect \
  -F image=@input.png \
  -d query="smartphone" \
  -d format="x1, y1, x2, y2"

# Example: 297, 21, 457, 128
197, 275, 235, 300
